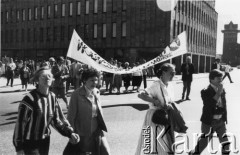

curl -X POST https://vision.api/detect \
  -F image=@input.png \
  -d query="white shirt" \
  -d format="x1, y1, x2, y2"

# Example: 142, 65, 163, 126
145, 79, 174, 108
224, 65, 231, 73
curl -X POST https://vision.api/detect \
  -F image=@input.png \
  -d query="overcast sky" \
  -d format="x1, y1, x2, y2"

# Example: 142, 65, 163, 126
215, 0, 240, 54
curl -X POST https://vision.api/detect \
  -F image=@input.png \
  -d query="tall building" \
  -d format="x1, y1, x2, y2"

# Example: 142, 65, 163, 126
222, 21, 240, 66
1, 0, 218, 73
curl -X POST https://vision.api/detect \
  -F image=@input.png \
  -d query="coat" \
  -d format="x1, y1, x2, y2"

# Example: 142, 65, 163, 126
67, 86, 107, 136
200, 85, 227, 125
181, 63, 195, 81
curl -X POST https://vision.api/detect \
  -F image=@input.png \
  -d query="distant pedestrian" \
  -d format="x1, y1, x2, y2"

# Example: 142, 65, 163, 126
122, 62, 132, 93
181, 56, 195, 100
19, 61, 31, 91
6, 58, 16, 87
13, 66, 79, 155
189, 69, 230, 155
51, 56, 69, 109
211, 58, 222, 70
222, 63, 233, 83
132, 62, 142, 92
0, 61, 6, 77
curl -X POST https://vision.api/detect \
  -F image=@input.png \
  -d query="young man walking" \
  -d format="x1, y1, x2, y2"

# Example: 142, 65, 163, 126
189, 69, 230, 155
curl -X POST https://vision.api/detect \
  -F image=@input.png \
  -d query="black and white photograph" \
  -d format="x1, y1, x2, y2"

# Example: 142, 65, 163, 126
1, 0, 240, 154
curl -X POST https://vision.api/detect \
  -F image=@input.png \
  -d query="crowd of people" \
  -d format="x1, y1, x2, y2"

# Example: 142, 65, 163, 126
0, 56, 155, 95
0, 55, 233, 155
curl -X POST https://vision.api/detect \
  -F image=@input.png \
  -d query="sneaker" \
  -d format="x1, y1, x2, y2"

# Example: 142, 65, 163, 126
186, 97, 190, 100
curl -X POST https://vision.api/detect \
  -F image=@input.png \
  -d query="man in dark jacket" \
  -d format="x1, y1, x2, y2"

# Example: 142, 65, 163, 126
189, 69, 230, 155
211, 58, 222, 70
181, 56, 195, 100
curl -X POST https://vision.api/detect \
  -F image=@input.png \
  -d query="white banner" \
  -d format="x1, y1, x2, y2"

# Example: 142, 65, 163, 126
67, 30, 187, 74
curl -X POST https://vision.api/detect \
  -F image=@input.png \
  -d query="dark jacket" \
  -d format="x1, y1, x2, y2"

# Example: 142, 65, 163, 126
211, 62, 222, 70
181, 63, 195, 81
200, 85, 227, 125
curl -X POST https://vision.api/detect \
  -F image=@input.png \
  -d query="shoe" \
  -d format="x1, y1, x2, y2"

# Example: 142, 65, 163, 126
186, 97, 190, 100
231, 81, 233, 83
181, 95, 184, 100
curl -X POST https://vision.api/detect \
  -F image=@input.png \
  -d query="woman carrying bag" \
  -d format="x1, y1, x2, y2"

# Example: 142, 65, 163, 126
64, 68, 111, 155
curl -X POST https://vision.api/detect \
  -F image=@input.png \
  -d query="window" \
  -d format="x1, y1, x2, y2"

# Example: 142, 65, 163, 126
122, 0, 126, 11
103, 0, 107, 12
1, 30, 3, 44
47, 5, 51, 18
84, 24, 89, 39
54, 4, 58, 17
34, 7, 38, 19
85, 0, 89, 14
5, 30, 8, 43
77, 2, 81, 15
69, 3, 73, 16
68, 25, 73, 40
1, 12, 3, 23
94, 0, 98, 13
121, 22, 126, 37
41, 7, 44, 19
112, 0, 117, 12
33, 28, 37, 41
27, 28, 31, 42
93, 24, 97, 38
112, 22, 116, 38
10, 30, 13, 42
102, 24, 106, 38
22, 29, 25, 42
40, 28, 43, 42
11, 10, 14, 22
17, 10, 20, 21
47, 27, 50, 41
22, 10, 25, 21
61, 26, 65, 40
28, 8, 31, 20
16, 29, 19, 42
53, 26, 57, 41
62, 4, 65, 17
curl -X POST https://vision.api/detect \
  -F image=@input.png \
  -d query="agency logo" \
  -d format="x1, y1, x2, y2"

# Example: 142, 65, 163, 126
141, 126, 239, 154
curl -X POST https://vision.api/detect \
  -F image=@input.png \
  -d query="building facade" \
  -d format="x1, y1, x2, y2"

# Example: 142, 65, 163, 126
1, 0, 218, 73
222, 21, 240, 66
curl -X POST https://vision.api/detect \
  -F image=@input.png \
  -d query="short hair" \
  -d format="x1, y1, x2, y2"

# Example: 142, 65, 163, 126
209, 69, 223, 80
30, 66, 51, 83
81, 68, 100, 82
156, 63, 175, 78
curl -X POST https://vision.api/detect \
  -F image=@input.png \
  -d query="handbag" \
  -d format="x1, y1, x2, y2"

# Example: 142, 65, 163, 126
63, 141, 80, 155
151, 108, 169, 125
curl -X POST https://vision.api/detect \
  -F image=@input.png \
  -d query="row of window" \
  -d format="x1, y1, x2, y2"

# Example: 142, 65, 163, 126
2, 22, 127, 43
176, 1, 217, 30
173, 20, 216, 49
2, 0, 127, 23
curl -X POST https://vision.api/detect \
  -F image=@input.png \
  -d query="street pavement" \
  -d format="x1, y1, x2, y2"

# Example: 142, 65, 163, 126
0, 69, 240, 155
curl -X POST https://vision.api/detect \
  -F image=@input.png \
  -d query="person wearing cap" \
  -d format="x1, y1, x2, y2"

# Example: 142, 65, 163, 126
51, 56, 70, 109
189, 69, 230, 155
13, 66, 79, 154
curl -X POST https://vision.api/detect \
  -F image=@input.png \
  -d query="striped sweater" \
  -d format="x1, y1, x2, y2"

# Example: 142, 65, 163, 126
13, 89, 73, 151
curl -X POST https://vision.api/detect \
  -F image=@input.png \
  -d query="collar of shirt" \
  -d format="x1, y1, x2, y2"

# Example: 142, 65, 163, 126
84, 85, 94, 97
210, 83, 218, 92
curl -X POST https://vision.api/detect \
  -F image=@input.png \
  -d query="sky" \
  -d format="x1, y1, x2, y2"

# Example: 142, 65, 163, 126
215, 0, 240, 54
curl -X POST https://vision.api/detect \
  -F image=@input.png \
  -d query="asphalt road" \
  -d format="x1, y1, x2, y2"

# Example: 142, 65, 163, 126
0, 69, 240, 155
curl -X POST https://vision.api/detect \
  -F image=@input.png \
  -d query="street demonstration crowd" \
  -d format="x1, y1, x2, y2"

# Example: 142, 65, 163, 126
0, 56, 232, 155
